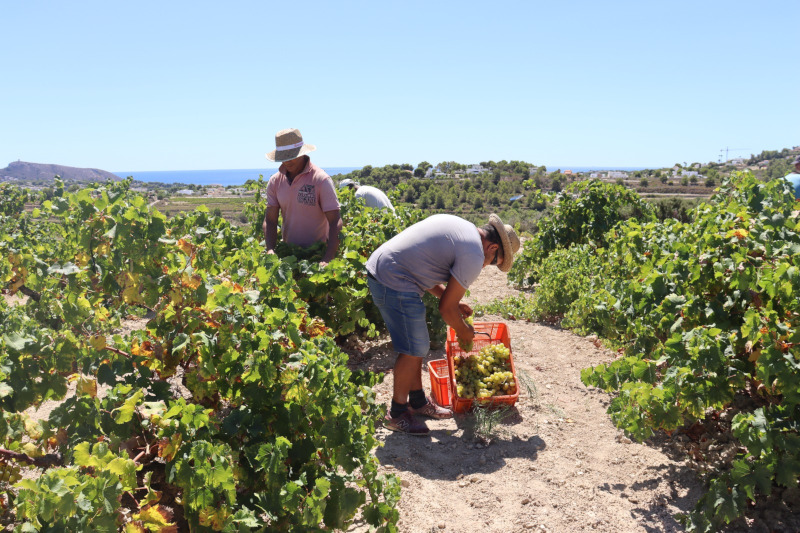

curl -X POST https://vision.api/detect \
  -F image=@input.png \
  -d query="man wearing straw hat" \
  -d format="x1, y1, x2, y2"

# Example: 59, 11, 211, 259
366, 213, 521, 434
263, 128, 342, 265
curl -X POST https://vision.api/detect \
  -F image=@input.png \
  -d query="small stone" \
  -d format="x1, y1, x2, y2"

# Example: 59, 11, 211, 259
523, 523, 535, 530
521, 497, 531, 505
470, 476, 479, 483
438, 523, 446, 530
458, 481, 468, 488
400, 479, 410, 488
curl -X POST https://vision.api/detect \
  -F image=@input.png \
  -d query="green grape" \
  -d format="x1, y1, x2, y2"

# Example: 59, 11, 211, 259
0, 460, 21, 486
453, 342, 516, 398
457, 315, 475, 352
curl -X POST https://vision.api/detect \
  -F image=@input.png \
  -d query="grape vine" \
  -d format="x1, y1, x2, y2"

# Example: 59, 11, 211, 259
1, 178, 403, 531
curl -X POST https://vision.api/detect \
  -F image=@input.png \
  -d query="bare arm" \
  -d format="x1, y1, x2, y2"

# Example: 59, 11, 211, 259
437, 276, 474, 344
321, 209, 343, 264
263, 206, 280, 253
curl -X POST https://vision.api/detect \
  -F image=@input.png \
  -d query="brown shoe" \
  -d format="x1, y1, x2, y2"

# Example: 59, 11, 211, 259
384, 412, 429, 435
408, 397, 453, 419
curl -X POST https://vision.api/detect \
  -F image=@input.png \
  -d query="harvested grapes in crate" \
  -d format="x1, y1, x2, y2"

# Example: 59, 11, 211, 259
453, 343, 516, 399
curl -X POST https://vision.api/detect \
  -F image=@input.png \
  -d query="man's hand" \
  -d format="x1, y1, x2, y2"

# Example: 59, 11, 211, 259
459, 302, 473, 318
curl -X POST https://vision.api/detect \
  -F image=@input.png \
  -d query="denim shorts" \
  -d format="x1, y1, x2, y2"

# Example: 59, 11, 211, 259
367, 275, 430, 357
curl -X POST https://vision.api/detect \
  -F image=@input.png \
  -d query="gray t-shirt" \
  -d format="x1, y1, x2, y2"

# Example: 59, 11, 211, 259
366, 214, 484, 295
356, 185, 395, 211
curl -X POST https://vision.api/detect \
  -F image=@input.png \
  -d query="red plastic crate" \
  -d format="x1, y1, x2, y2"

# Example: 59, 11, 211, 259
446, 321, 519, 413
428, 359, 451, 407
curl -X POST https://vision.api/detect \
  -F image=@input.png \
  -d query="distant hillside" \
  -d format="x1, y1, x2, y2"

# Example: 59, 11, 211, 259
0, 161, 120, 183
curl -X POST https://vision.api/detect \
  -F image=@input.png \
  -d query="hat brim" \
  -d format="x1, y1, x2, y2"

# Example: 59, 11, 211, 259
488, 214, 516, 273
265, 143, 317, 162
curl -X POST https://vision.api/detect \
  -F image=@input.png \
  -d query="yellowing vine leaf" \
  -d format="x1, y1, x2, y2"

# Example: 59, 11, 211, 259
77, 376, 98, 398
199, 507, 229, 530
177, 238, 194, 257
131, 505, 176, 532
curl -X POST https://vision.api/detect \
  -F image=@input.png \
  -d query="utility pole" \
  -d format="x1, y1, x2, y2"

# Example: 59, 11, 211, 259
719, 147, 751, 163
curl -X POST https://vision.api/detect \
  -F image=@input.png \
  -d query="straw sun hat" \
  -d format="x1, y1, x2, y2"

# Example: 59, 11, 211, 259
265, 128, 317, 162
488, 214, 521, 273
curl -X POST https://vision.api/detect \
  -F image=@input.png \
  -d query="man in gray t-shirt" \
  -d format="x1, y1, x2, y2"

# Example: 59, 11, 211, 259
366, 213, 521, 434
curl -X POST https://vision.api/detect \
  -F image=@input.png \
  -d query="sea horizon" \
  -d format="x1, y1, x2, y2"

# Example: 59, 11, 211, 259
113, 167, 363, 186
113, 165, 648, 187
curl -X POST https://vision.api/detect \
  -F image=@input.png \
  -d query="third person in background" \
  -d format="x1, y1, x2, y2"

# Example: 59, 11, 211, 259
339, 179, 395, 212
785, 155, 800, 200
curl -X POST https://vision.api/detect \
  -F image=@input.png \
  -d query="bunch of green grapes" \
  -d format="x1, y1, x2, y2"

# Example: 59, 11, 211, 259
453, 343, 515, 399
457, 315, 474, 352
0, 459, 21, 485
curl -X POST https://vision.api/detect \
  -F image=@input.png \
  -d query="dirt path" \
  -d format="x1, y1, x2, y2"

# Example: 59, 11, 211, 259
348, 267, 708, 533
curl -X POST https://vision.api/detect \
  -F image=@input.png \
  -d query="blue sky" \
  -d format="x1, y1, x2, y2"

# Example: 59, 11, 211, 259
1, 1, 797, 172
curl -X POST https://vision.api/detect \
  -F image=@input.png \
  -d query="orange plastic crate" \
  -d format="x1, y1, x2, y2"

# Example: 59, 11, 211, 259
428, 359, 451, 407
446, 321, 519, 413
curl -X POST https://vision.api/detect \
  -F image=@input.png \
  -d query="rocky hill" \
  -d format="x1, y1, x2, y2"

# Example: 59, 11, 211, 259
0, 161, 120, 183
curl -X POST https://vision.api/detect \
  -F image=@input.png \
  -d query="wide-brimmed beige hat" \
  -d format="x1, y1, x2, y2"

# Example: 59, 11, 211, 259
488, 214, 521, 273
265, 128, 317, 162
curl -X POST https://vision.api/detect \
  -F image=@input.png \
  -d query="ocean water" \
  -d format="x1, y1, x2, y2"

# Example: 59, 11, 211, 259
113, 165, 647, 187
113, 167, 361, 186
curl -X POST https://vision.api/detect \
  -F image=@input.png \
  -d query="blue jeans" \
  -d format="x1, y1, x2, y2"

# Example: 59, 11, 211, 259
367, 275, 430, 357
